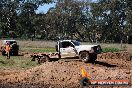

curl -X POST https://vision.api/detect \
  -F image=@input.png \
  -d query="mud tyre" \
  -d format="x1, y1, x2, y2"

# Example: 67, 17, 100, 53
39, 56, 50, 64
79, 52, 90, 63
89, 54, 97, 62
13, 51, 18, 56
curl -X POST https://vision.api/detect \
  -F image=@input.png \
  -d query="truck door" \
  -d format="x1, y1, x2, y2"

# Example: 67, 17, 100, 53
59, 41, 77, 58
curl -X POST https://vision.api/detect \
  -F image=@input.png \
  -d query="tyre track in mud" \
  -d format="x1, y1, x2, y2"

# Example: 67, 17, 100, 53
59, 56, 131, 69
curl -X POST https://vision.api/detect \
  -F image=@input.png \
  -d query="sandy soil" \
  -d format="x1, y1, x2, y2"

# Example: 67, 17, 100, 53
0, 51, 131, 88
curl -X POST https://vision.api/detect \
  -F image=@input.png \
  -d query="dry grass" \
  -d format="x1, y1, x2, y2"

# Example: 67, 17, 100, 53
17, 40, 56, 48
0, 40, 132, 52
17, 40, 132, 51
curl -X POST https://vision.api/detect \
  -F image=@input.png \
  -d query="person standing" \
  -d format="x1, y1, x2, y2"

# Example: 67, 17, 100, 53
5, 42, 11, 59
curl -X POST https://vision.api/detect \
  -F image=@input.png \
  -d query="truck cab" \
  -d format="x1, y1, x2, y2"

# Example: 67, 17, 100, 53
56, 40, 102, 62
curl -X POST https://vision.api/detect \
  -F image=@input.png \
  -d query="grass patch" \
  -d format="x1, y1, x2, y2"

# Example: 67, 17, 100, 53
102, 47, 120, 53
0, 47, 56, 70
0, 56, 39, 70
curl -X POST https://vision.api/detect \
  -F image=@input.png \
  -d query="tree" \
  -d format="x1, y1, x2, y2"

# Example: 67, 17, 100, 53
16, 0, 53, 38
0, 0, 19, 38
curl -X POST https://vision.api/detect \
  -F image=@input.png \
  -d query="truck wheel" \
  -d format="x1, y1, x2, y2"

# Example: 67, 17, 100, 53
89, 54, 97, 62
39, 56, 50, 64
44, 56, 50, 62
79, 52, 90, 63
13, 51, 18, 56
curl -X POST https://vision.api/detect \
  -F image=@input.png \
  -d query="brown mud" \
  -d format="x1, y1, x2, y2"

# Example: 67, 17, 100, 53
0, 51, 131, 88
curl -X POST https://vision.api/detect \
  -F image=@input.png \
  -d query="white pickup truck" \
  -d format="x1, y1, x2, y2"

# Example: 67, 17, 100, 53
56, 40, 102, 62
31, 40, 102, 63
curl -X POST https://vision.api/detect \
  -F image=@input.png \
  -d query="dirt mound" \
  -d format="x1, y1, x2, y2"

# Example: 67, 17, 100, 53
0, 61, 83, 87
0, 60, 131, 88
0, 51, 132, 88
98, 51, 132, 61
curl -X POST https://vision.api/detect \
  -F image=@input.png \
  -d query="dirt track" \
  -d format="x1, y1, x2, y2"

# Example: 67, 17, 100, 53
0, 51, 131, 88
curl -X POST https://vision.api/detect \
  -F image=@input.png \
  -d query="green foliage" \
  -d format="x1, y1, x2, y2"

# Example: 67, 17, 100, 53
102, 47, 120, 53
0, 0, 132, 43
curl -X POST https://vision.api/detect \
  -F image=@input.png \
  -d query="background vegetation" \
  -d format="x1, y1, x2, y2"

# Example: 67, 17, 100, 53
0, 0, 132, 43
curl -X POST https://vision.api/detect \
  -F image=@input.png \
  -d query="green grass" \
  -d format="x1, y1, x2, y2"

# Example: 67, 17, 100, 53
0, 47, 56, 70
0, 56, 39, 70
102, 47, 120, 53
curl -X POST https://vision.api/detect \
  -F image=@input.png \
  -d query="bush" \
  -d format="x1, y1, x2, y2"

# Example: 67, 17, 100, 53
102, 47, 120, 53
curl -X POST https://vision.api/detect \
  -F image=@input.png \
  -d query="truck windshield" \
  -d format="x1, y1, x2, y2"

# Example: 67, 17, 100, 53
72, 41, 80, 46
6, 41, 16, 44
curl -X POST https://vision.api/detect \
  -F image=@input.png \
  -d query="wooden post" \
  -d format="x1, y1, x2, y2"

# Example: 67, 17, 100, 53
121, 40, 123, 50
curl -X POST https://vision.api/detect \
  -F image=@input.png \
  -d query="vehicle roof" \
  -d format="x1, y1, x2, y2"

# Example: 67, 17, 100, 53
2, 40, 16, 44
59, 40, 77, 42
3, 40, 16, 42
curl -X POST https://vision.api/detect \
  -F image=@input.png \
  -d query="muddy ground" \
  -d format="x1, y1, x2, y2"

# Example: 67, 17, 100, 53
0, 51, 131, 88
